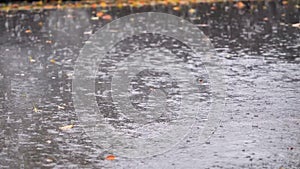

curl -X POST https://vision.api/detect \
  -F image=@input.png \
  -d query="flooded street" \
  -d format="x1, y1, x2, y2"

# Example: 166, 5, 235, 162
0, 1, 299, 168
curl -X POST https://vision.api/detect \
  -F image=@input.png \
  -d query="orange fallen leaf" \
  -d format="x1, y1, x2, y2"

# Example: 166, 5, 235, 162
235, 2, 245, 9
210, 6, 217, 10
131, 2, 140, 8
38, 22, 43, 27
282, 0, 288, 5
11, 4, 19, 8
173, 6, 180, 11
179, 0, 188, 5
22, 5, 31, 10
56, 4, 62, 9
162, 0, 168, 6
91, 3, 97, 9
75, 2, 82, 8
102, 14, 112, 20
96, 11, 104, 17
44, 5, 55, 10
25, 29, 32, 33
105, 155, 115, 160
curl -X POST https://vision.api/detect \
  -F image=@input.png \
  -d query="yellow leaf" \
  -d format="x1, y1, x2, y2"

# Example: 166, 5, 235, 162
100, 2, 107, 8
29, 56, 36, 63
50, 59, 56, 64
59, 124, 74, 131
36, 0, 43, 6
38, 22, 43, 27
33, 104, 39, 112
131, 2, 140, 8
188, 8, 196, 15
117, 3, 123, 8
169, 0, 179, 5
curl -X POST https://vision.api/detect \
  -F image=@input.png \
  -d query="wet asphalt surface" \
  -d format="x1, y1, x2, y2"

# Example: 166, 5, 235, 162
0, 1, 299, 169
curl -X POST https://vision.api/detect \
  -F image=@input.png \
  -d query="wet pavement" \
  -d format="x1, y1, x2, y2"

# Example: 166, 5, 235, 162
0, 1, 299, 169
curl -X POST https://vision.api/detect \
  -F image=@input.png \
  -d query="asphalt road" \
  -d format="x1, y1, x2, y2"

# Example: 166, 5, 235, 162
0, 1, 299, 168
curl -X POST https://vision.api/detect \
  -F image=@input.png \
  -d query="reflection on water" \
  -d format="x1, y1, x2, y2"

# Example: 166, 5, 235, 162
0, 1, 299, 168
